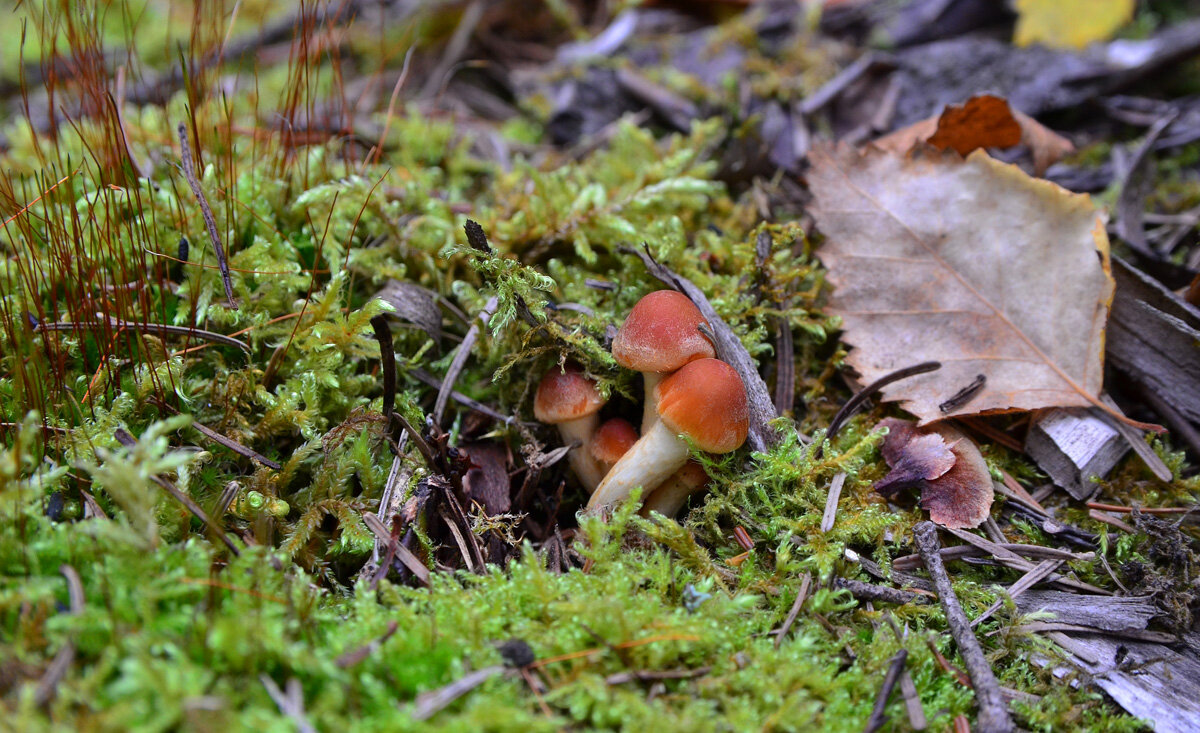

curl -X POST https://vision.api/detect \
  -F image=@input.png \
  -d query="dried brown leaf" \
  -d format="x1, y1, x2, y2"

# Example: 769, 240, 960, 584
875, 95, 1074, 175
875, 419, 993, 529
810, 143, 1114, 425
876, 418, 957, 496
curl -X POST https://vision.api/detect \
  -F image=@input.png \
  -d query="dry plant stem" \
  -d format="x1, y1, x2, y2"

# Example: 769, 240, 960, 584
864, 649, 908, 733
823, 361, 941, 451
1087, 501, 1197, 515
412, 666, 508, 721
587, 419, 689, 509
114, 429, 241, 555
410, 368, 525, 426
150, 397, 282, 469
371, 315, 396, 423
775, 572, 813, 650
190, 419, 281, 469
335, 621, 400, 668
834, 578, 925, 605
363, 512, 430, 586
622, 245, 777, 451
34, 319, 249, 352
913, 522, 1014, 733
434, 296, 496, 427
177, 122, 237, 308
260, 676, 316, 733
33, 565, 82, 707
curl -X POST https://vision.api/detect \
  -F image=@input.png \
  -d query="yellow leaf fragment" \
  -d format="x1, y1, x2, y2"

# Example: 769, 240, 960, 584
809, 143, 1114, 425
1014, 0, 1134, 50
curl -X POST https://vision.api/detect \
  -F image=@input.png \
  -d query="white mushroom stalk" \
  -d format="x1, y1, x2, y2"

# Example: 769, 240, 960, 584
587, 419, 688, 510
641, 462, 708, 518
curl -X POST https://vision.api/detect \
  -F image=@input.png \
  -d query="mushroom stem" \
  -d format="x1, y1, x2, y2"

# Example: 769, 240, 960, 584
639, 372, 664, 433
587, 420, 688, 510
641, 462, 708, 518
558, 415, 606, 492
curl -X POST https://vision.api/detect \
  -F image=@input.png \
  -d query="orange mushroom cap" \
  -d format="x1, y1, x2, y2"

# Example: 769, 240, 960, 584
655, 358, 749, 454
534, 367, 604, 424
590, 418, 639, 465
611, 291, 715, 374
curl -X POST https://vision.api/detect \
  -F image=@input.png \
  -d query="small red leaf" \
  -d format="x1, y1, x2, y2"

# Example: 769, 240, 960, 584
875, 419, 993, 529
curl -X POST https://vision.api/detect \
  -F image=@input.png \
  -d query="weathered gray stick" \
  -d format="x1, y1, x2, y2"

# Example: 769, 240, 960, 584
913, 521, 1014, 733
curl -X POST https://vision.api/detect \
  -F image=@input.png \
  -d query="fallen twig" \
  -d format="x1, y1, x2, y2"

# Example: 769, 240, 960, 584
177, 123, 236, 308
260, 676, 316, 733
835, 577, 929, 605
33, 565, 83, 707
113, 429, 240, 555
913, 522, 1014, 733
434, 295, 497, 427
971, 559, 1062, 628
774, 572, 812, 650
34, 319, 249, 352
823, 361, 941, 450
893, 543, 1090, 571
864, 649, 908, 733
363, 512, 430, 586
605, 666, 711, 685
412, 665, 508, 721
336, 620, 401, 668
944, 527, 1108, 595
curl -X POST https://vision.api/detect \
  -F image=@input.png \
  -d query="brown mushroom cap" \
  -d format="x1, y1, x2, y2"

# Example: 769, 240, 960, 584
590, 418, 639, 465
611, 291, 715, 374
534, 367, 604, 424
655, 358, 749, 454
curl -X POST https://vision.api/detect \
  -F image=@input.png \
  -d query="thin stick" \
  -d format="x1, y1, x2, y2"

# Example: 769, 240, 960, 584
35, 319, 249, 352
260, 676, 316, 733
913, 522, 1013, 733
434, 296, 497, 427
178, 122, 237, 308
823, 362, 941, 450
187, 418, 281, 469
33, 565, 83, 707
971, 559, 1063, 628
864, 649, 908, 733
363, 512, 430, 586
1086, 501, 1197, 515
774, 572, 812, 649
114, 429, 240, 555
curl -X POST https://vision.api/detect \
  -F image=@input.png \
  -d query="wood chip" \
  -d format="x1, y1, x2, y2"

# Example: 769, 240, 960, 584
1024, 408, 1129, 501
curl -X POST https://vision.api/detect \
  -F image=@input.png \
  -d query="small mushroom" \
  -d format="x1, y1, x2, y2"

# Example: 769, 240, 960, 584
640, 461, 708, 518
588, 358, 748, 510
534, 366, 607, 491
611, 290, 715, 433
590, 417, 639, 479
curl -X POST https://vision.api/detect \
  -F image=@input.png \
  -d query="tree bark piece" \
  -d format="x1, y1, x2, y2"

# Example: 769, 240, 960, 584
1108, 256, 1200, 423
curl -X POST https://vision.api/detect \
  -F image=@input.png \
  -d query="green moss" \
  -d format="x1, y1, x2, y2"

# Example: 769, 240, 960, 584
1, 2, 1196, 730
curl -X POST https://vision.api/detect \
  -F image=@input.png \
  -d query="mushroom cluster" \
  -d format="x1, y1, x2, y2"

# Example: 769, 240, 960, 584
534, 291, 749, 516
